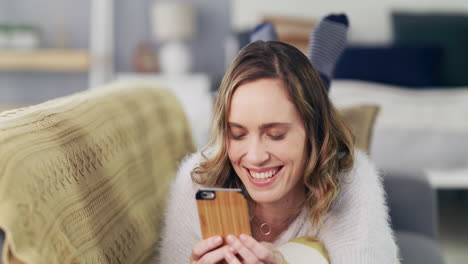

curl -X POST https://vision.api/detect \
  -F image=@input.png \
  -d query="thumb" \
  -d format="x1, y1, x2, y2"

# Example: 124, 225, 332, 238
260, 242, 286, 264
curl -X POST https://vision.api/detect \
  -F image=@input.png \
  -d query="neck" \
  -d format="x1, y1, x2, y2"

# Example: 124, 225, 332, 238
250, 191, 304, 242
253, 203, 296, 226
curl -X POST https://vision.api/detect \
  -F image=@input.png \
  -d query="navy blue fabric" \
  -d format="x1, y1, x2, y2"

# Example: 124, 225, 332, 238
325, 14, 349, 27
334, 45, 442, 87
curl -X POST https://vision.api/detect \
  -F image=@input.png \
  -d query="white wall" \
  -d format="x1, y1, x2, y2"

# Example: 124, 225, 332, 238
231, 0, 468, 44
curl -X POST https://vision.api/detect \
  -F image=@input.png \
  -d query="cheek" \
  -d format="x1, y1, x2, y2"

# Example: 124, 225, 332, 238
284, 133, 308, 164
279, 146, 305, 165
227, 140, 242, 164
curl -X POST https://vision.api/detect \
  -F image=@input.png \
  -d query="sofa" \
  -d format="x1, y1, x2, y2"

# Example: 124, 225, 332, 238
0, 81, 195, 264
0, 81, 444, 263
383, 171, 445, 263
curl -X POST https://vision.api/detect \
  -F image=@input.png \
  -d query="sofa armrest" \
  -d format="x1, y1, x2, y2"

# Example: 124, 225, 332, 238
382, 170, 438, 239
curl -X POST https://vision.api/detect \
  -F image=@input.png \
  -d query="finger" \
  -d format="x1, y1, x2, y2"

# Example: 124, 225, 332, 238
224, 247, 242, 264
190, 236, 223, 261
239, 234, 277, 262
226, 234, 259, 263
198, 245, 232, 264
259, 242, 286, 263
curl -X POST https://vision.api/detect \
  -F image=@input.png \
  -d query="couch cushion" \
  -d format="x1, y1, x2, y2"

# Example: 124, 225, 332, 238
339, 104, 380, 153
0, 82, 195, 264
395, 231, 445, 264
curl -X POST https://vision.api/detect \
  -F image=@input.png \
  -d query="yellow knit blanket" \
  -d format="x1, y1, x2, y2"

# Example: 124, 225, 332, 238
0, 82, 195, 264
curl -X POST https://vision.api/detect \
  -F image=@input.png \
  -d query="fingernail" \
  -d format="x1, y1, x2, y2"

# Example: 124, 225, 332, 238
225, 251, 234, 261
227, 235, 236, 243
213, 236, 222, 244
239, 234, 248, 240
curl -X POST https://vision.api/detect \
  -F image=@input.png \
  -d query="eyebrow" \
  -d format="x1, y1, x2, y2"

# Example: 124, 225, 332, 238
228, 122, 291, 130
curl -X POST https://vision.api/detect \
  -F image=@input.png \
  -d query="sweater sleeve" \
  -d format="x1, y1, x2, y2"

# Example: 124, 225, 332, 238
155, 153, 203, 263
278, 236, 330, 264
317, 150, 399, 264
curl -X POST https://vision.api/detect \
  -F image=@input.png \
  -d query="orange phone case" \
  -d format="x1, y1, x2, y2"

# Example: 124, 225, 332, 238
196, 188, 252, 242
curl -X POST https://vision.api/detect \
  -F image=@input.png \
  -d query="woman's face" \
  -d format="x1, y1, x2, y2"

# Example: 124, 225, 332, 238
227, 78, 308, 206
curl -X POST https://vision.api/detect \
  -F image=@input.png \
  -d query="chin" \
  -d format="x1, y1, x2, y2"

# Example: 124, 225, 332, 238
247, 189, 280, 204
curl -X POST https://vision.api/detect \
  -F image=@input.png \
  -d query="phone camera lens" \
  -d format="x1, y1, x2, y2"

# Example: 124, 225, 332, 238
201, 191, 215, 199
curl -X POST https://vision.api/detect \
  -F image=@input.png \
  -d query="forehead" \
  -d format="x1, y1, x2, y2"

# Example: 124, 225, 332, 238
228, 78, 300, 124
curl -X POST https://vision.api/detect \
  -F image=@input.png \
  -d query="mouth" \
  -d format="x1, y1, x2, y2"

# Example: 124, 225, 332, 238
245, 166, 284, 187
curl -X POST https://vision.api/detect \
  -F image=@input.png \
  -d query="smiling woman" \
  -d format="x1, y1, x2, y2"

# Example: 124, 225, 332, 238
157, 41, 398, 264
227, 78, 308, 227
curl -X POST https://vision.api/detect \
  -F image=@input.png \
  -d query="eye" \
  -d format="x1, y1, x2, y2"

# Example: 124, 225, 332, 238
228, 125, 246, 140
229, 133, 246, 140
269, 134, 286, 140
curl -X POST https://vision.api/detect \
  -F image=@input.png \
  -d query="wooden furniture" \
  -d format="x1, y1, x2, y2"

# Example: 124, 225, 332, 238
0, 49, 89, 72
262, 15, 315, 54
0, 0, 114, 89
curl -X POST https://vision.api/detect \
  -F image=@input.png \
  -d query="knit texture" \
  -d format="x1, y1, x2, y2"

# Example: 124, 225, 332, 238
157, 150, 398, 264
308, 14, 349, 90
0, 81, 195, 264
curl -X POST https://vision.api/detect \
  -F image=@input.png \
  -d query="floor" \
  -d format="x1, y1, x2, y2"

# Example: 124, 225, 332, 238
438, 190, 468, 264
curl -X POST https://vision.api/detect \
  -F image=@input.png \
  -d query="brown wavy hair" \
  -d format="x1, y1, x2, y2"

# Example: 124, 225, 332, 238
192, 41, 355, 226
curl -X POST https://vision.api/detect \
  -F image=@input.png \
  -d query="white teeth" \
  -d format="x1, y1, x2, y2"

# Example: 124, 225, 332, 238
249, 168, 278, 179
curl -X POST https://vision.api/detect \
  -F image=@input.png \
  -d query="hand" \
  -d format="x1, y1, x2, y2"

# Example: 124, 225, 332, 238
190, 236, 232, 264
224, 234, 286, 264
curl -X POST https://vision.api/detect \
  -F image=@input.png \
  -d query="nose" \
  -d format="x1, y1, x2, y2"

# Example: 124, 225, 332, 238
244, 137, 270, 165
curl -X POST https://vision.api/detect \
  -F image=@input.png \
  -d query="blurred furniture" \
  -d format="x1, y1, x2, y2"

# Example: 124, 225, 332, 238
0, 0, 113, 89
384, 171, 445, 264
89, 0, 114, 88
334, 85, 447, 263
330, 80, 468, 190
230, 1, 468, 44
262, 15, 315, 54
392, 12, 468, 87
0, 24, 40, 50
339, 102, 446, 264
0, 81, 194, 263
115, 73, 212, 148
334, 45, 442, 88
151, 2, 196, 74
0, 50, 89, 72
339, 104, 379, 153
334, 12, 468, 88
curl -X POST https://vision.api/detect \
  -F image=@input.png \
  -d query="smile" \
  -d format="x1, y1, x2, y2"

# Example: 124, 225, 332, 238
245, 166, 284, 187
249, 168, 280, 179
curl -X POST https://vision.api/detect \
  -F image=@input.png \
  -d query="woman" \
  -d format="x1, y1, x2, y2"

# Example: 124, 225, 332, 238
157, 41, 398, 263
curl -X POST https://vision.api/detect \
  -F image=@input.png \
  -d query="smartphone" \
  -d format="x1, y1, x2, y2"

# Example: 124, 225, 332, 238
196, 188, 252, 242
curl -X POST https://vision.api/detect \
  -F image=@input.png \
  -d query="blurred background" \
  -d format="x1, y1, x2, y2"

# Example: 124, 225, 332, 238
0, 0, 467, 263
1, 0, 468, 101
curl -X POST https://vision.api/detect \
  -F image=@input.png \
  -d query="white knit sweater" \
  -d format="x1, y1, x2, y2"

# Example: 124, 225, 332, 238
156, 150, 398, 263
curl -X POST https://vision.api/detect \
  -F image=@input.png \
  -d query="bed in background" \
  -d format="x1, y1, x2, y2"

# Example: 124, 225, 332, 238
330, 80, 468, 189
332, 11, 468, 189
